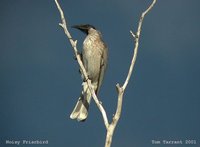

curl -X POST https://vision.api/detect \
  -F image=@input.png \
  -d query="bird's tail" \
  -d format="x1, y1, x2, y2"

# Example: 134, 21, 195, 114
70, 82, 92, 121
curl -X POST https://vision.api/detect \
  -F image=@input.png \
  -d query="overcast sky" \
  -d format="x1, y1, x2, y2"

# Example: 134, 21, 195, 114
0, 0, 200, 147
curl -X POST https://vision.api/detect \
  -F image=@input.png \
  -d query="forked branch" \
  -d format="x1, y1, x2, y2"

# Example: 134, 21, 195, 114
54, 0, 157, 147
105, 1, 157, 147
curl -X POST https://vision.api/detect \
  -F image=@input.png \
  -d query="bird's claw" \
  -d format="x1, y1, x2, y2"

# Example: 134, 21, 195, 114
73, 55, 77, 60
73, 52, 82, 60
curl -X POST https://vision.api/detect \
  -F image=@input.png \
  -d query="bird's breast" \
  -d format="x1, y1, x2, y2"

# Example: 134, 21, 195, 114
82, 35, 102, 82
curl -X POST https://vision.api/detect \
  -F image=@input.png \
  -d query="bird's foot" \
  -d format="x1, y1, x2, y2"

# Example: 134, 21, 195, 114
73, 52, 82, 60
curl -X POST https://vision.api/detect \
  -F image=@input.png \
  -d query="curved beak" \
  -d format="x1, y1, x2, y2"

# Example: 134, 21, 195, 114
71, 24, 88, 34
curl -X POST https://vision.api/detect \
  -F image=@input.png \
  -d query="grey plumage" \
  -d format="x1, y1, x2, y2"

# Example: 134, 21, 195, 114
70, 24, 108, 121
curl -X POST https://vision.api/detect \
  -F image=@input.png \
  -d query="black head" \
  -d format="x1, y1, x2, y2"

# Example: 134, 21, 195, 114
71, 24, 96, 34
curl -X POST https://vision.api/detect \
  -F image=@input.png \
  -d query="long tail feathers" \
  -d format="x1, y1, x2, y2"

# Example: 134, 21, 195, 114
70, 82, 92, 121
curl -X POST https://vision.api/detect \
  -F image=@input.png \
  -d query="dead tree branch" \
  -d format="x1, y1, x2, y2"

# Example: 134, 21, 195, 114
54, 0, 157, 147
104, 0, 157, 147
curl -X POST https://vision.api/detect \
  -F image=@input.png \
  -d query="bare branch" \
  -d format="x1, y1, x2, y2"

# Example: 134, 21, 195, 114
105, 1, 157, 147
54, 0, 109, 129
54, 0, 156, 147
123, 0, 157, 90
130, 30, 136, 38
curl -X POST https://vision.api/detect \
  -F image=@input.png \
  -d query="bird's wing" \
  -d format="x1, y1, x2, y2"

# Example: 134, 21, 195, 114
95, 45, 108, 94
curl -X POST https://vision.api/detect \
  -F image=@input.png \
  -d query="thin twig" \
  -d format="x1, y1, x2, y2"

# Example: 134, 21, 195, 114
123, 0, 157, 90
104, 1, 157, 147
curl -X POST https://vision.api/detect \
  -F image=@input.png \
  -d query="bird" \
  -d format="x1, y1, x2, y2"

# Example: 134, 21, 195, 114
70, 24, 108, 121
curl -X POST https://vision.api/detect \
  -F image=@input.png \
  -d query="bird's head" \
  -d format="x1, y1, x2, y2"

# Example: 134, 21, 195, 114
72, 24, 96, 34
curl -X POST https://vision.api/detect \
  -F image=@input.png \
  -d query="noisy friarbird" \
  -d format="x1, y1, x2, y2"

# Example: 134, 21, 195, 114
70, 24, 108, 121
